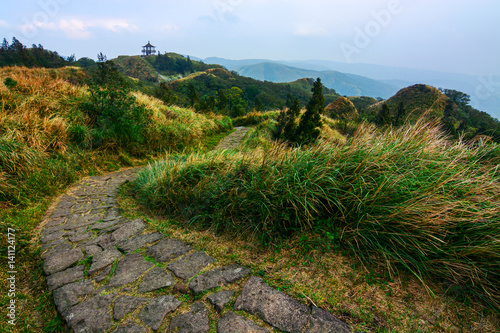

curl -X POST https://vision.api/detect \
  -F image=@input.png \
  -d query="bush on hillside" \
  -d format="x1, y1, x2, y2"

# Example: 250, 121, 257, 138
325, 97, 359, 121
81, 57, 152, 152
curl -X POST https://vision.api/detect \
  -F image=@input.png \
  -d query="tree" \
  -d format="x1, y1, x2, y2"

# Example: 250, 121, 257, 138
1, 38, 9, 50
439, 88, 470, 108
67, 54, 76, 62
254, 97, 263, 111
393, 101, 406, 126
187, 83, 199, 106
274, 97, 301, 142
78, 57, 96, 69
226, 87, 246, 118
442, 99, 459, 137
186, 56, 193, 73
284, 98, 301, 141
155, 82, 176, 105
294, 78, 324, 145
308, 77, 325, 114
376, 103, 392, 126
244, 85, 260, 101
216, 89, 227, 111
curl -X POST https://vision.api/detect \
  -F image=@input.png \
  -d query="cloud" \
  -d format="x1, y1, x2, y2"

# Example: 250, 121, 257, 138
59, 19, 91, 39
0, 20, 9, 28
295, 22, 328, 37
160, 23, 180, 34
19, 17, 138, 40
60, 18, 137, 39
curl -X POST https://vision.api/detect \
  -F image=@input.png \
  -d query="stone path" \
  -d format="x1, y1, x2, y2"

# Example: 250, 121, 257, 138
214, 126, 251, 150
40, 128, 351, 332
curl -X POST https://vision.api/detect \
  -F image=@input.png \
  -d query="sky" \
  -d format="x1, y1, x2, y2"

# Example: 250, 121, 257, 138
1, 0, 499, 76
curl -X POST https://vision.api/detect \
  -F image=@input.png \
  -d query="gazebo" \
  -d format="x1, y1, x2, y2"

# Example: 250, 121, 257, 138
141, 41, 156, 57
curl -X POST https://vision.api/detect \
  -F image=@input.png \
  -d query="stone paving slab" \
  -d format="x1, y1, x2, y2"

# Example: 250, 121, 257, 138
218, 311, 270, 333
138, 266, 175, 293
168, 302, 209, 333
113, 296, 149, 321
189, 264, 251, 294
43, 248, 84, 275
207, 290, 234, 313
215, 126, 252, 150
235, 276, 310, 333
147, 238, 193, 262
118, 232, 164, 253
108, 253, 154, 287
47, 266, 84, 291
53, 280, 95, 313
40, 134, 350, 332
167, 251, 215, 280
63, 294, 115, 333
139, 295, 181, 330
114, 323, 148, 333
88, 247, 123, 275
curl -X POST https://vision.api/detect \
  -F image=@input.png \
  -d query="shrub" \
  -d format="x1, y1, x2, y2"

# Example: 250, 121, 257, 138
81, 59, 152, 152
3, 77, 18, 89
68, 124, 91, 147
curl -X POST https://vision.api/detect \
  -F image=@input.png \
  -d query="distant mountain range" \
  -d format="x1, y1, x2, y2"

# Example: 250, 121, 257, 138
204, 57, 399, 99
204, 57, 500, 119
236, 62, 400, 99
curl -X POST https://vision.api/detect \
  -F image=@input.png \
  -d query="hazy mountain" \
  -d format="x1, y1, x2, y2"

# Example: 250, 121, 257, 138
204, 57, 500, 119
235, 62, 400, 99
204, 57, 272, 69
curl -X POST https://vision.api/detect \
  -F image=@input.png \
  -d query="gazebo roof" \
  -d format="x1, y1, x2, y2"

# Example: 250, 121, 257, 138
143, 41, 155, 48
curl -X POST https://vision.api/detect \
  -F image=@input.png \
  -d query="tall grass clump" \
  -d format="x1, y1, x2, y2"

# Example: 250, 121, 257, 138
132, 119, 500, 310
232, 110, 279, 127
133, 92, 232, 152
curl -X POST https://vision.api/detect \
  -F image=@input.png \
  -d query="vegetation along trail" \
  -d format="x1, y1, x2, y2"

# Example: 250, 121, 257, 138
37, 125, 351, 332
1, 39, 499, 332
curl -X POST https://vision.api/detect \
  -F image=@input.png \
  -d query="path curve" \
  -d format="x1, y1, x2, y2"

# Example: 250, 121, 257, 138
40, 128, 350, 332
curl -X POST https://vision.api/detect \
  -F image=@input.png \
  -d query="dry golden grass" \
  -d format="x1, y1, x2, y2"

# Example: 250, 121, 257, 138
0, 66, 87, 154
131, 91, 232, 152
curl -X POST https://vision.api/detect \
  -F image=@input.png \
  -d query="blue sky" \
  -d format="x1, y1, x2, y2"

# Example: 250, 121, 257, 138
1, 0, 499, 76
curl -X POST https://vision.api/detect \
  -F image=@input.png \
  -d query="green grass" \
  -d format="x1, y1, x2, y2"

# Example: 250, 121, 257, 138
131, 119, 500, 312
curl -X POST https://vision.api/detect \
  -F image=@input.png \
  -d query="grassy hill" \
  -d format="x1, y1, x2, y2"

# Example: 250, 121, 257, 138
366, 84, 449, 120
2, 42, 500, 332
0, 37, 70, 68
365, 84, 500, 142
112, 55, 160, 83
348, 95, 379, 113
0, 65, 231, 204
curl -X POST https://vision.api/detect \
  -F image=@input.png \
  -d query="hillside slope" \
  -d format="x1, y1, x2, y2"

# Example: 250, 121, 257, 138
112, 55, 160, 83
167, 67, 339, 110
